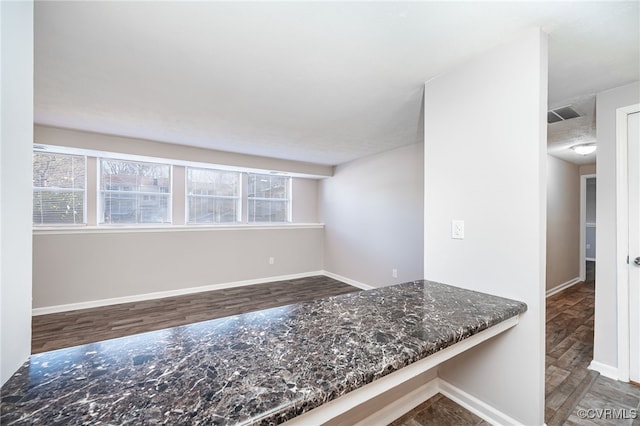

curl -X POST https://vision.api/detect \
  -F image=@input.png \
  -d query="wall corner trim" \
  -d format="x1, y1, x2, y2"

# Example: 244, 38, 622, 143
320, 271, 375, 290
546, 277, 581, 298
438, 379, 525, 426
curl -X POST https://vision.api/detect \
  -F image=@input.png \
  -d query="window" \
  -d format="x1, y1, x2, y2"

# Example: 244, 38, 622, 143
248, 174, 291, 223
100, 159, 171, 224
33, 152, 86, 225
187, 167, 241, 224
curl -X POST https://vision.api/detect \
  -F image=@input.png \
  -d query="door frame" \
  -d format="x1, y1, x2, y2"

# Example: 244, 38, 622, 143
580, 173, 596, 282
616, 103, 640, 382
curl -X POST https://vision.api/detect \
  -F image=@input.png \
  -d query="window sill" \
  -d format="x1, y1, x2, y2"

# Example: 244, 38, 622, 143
33, 223, 324, 235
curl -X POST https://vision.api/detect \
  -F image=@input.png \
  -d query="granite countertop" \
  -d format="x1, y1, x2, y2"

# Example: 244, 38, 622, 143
1, 280, 526, 425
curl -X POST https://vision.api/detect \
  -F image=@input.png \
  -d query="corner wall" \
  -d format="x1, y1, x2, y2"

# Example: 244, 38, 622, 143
423, 28, 547, 424
593, 81, 640, 373
318, 143, 424, 287
1, 1, 33, 385
546, 155, 580, 292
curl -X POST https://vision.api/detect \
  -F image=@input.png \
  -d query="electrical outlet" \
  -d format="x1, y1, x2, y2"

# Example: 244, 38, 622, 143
269, 257, 275, 265
392, 269, 398, 278
451, 220, 464, 239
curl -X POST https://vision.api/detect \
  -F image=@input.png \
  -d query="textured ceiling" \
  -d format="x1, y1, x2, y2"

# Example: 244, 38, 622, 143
547, 94, 597, 165
34, 1, 639, 166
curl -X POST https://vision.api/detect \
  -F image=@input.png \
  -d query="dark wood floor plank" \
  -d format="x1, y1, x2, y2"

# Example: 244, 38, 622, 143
32, 275, 358, 353
544, 262, 596, 424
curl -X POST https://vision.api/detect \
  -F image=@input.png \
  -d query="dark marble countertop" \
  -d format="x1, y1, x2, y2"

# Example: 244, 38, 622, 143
1, 280, 526, 425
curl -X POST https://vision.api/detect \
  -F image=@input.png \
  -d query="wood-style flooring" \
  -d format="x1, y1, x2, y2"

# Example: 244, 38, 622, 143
31, 275, 358, 353
545, 261, 598, 425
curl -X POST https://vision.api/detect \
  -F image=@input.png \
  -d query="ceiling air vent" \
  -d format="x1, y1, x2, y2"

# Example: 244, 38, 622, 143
548, 105, 581, 124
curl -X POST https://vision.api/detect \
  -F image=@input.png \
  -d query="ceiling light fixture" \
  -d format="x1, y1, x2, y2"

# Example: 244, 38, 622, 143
571, 143, 596, 155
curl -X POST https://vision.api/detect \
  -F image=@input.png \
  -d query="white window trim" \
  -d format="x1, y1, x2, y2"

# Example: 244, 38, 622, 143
33, 145, 315, 232
33, 223, 324, 235
98, 158, 173, 225
185, 166, 242, 225
247, 173, 292, 223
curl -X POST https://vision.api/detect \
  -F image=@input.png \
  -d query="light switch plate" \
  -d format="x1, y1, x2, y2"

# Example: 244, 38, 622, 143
452, 220, 464, 239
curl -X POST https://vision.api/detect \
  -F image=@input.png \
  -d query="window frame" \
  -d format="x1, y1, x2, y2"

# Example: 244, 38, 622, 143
247, 173, 292, 223
185, 166, 242, 225
32, 151, 87, 226
32, 144, 308, 230
98, 158, 173, 226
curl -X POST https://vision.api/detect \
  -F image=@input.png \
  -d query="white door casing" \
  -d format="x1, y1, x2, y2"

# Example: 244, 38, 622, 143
616, 104, 640, 383
628, 111, 639, 383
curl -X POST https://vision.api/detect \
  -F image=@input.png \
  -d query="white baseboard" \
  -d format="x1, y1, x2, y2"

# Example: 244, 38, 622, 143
321, 270, 375, 290
33, 270, 375, 316
588, 360, 619, 380
546, 277, 581, 298
345, 377, 524, 426
353, 379, 440, 426
32, 271, 326, 316
439, 379, 524, 425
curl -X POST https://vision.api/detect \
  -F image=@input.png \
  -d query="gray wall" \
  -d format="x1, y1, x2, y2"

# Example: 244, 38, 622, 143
546, 155, 580, 291
593, 81, 640, 371
1, 1, 33, 386
424, 28, 547, 424
318, 143, 424, 287
33, 227, 323, 308
35, 125, 333, 177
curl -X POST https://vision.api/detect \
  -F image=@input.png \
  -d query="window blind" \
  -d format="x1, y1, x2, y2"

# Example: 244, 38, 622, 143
33, 152, 86, 225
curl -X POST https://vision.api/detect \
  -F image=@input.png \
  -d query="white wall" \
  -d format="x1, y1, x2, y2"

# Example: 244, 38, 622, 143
1, 1, 34, 386
423, 28, 547, 425
593, 81, 640, 372
318, 143, 424, 287
546, 155, 580, 291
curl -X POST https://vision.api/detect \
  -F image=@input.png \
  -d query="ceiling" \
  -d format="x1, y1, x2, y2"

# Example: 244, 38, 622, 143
547, 94, 597, 165
34, 1, 639, 167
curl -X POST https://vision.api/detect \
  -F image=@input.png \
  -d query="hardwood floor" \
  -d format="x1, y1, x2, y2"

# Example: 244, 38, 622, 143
566, 375, 640, 425
545, 262, 597, 425
31, 275, 358, 353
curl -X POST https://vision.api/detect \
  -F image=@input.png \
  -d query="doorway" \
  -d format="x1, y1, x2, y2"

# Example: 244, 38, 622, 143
580, 174, 596, 282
